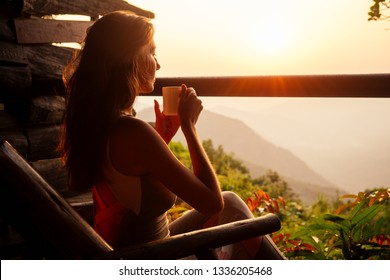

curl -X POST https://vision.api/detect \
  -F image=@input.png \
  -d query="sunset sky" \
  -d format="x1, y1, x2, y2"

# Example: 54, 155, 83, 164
130, 0, 390, 77
54, 1, 389, 193
128, 0, 390, 192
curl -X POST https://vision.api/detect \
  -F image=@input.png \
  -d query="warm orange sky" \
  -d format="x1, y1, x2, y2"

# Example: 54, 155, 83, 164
54, 1, 390, 192
129, 1, 390, 193
58, 1, 390, 192
130, 0, 390, 77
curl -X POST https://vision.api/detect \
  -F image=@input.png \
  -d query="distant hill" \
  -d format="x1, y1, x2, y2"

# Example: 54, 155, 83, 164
138, 108, 344, 204
210, 99, 390, 194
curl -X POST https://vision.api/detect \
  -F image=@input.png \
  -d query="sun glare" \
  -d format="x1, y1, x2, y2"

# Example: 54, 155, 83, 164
251, 17, 292, 54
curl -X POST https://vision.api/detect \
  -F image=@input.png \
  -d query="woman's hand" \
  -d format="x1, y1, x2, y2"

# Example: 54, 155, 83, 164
154, 99, 180, 144
178, 84, 203, 131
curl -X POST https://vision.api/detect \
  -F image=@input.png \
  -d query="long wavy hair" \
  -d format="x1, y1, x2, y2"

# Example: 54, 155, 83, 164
58, 11, 154, 191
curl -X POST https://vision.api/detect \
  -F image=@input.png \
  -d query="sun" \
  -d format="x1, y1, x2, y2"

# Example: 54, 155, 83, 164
251, 17, 292, 54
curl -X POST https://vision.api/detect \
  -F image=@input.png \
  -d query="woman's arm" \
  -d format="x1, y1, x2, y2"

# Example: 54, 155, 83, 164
178, 85, 223, 211
153, 100, 180, 144
109, 86, 223, 216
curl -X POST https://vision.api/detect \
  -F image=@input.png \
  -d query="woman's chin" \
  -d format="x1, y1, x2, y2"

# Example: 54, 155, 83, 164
139, 83, 155, 94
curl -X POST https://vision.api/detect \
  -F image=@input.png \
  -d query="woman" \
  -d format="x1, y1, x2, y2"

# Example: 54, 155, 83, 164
59, 10, 284, 259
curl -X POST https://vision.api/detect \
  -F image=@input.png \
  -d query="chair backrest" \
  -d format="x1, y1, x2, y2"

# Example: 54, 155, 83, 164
0, 140, 112, 259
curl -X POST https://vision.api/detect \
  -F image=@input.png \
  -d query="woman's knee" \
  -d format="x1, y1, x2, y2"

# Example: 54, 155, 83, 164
222, 191, 248, 208
221, 191, 254, 219
222, 191, 242, 204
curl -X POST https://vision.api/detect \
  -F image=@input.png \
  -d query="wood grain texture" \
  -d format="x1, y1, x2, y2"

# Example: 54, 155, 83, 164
29, 95, 65, 125
14, 18, 92, 44
21, 0, 155, 18
23, 44, 73, 80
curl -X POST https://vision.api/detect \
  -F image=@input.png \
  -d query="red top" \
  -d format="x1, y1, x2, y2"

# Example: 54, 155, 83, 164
92, 183, 128, 247
92, 182, 172, 248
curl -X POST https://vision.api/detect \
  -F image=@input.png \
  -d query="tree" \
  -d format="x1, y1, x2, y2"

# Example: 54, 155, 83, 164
202, 139, 249, 176
252, 170, 297, 202
168, 141, 192, 169
202, 139, 257, 199
368, 0, 390, 21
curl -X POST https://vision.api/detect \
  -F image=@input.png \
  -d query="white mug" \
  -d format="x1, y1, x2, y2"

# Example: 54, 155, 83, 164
162, 86, 181, 116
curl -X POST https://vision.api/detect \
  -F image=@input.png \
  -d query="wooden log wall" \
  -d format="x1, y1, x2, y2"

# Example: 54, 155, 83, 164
0, 0, 154, 259
0, 0, 154, 196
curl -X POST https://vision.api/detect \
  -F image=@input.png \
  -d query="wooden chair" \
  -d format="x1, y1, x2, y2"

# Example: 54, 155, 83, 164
0, 140, 282, 259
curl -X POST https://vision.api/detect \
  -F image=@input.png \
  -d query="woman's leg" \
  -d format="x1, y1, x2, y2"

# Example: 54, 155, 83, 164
169, 208, 209, 236
204, 191, 261, 259
169, 191, 285, 259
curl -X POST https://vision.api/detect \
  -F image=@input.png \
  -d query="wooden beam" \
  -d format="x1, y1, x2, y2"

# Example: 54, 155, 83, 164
0, 129, 28, 158
0, 66, 31, 100
0, 110, 20, 129
29, 95, 65, 125
0, 19, 16, 42
0, 41, 28, 65
150, 74, 390, 98
14, 18, 92, 44
18, 0, 155, 18
0, 42, 73, 81
23, 44, 74, 80
100, 213, 281, 260
0, 43, 32, 101
26, 124, 61, 161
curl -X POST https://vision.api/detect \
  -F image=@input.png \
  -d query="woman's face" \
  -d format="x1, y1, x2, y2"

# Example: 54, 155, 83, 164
139, 39, 161, 93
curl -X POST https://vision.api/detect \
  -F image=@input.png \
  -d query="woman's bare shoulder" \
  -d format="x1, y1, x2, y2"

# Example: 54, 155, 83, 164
114, 115, 149, 128
113, 116, 155, 136
110, 116, 164, 153
108, 116, 164, 175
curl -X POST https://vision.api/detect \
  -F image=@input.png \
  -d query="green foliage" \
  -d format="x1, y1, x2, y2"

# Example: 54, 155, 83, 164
288, 189, 390, 259
168, 141, 192, 169
202, 139, 249, 175
368, 0, 390, 20
166, 201, 191, 223
202, 139, 258, 199
168, 140, 389, 260
217, 170, 258, 200
252, 170, 298, 203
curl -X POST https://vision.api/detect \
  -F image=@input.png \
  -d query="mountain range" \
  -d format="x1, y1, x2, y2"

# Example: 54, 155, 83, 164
208, 98, 390, 194
138, 107, 344, 204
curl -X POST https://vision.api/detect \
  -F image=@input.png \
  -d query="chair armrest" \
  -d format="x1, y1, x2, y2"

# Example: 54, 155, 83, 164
98, 213, 281, 260
0, 140, 111, 259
